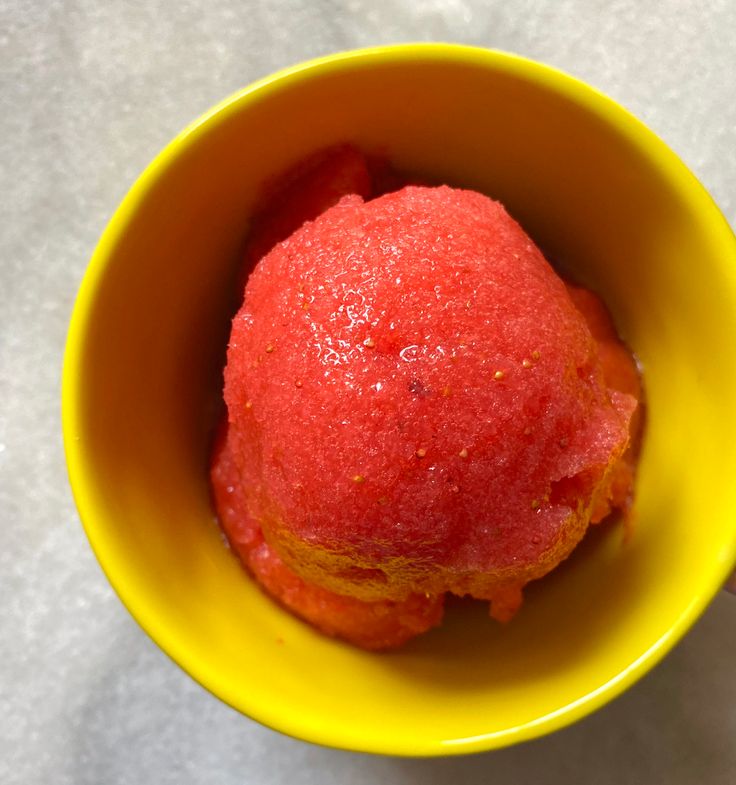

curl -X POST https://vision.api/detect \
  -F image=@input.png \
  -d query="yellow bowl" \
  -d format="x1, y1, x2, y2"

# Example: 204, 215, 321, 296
63, 44, 736, 755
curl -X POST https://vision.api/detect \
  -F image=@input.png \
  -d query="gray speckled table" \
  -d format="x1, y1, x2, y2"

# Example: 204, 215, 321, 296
2, 2, 735, 783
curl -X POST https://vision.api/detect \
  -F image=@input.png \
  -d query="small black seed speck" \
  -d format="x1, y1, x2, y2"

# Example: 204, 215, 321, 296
408, 378, 431, 397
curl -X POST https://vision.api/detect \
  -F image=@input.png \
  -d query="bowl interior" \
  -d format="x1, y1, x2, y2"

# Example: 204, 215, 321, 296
64, 46, 736, 755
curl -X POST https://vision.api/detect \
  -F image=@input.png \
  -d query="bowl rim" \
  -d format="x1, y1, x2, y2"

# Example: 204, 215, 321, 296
62, 42, 736, 756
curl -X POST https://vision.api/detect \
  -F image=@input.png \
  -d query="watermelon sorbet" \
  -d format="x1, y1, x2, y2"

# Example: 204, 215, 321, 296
210, 148, 642, 650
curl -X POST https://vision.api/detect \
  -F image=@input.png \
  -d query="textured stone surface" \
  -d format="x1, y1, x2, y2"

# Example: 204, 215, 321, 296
1, 1, 734, 783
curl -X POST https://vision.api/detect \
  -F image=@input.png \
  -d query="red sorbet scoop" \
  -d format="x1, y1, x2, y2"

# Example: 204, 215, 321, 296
214, 183, 638, 646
